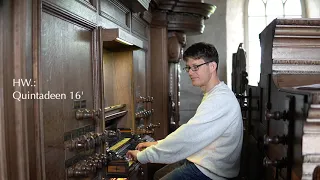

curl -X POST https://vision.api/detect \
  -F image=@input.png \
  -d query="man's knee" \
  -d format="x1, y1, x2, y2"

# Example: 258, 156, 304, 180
153, 166, 168, 180
153, 161, 186, 180
153, 170, 162, 180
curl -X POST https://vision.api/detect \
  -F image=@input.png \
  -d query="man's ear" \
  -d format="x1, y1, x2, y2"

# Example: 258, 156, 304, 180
210, 62, 217, 72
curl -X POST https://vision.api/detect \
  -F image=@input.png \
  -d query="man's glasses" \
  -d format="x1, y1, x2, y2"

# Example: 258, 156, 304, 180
183, 61, 211, 73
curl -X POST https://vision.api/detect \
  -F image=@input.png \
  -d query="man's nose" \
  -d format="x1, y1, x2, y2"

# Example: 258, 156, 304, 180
188, 69, 194, 75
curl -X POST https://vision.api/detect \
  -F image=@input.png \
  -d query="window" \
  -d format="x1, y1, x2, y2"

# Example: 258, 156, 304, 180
246, 0, 302, 85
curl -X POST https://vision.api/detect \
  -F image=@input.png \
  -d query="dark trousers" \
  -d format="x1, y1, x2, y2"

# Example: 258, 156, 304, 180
153, 160, 213, 180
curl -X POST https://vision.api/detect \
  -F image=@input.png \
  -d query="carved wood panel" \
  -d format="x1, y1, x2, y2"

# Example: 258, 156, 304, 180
44, 0, 97, 23
100, 0, 130, 30
132, 13, 148, 40
103, 50, 134, 129
41, 12, 94, 179
133, 50, 147, 128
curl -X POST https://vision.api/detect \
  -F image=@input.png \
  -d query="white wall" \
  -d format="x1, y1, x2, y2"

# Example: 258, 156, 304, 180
305, 0, 320, 17
226, 0, 245, 87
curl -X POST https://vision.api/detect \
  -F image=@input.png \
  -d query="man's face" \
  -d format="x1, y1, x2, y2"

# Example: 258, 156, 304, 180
185, 58, 213, 87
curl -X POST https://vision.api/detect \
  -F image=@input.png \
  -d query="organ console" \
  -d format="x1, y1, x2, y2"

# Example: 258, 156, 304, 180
65, 103, 156, 179
75, 104, 127, 121
105, 134, 154, 179
62, 25, 158, 179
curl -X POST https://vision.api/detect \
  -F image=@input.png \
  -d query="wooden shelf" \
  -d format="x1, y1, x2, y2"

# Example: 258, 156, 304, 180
101, 28, 143, 51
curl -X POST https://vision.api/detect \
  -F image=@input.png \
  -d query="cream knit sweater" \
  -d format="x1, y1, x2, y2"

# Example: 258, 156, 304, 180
137, 82, 243, 179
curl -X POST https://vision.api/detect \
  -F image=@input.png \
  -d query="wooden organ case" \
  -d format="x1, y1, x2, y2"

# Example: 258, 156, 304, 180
67, 27, 156, 180
234, 19, 320, 180
1, 0, 217, 180
2, 0, 156, 180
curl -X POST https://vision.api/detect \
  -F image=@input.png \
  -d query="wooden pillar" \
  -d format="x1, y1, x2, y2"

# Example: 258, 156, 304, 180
150, 24, 169, 140
0, 0, 41, 179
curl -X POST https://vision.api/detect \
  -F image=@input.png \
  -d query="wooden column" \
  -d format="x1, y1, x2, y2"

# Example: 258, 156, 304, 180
0, 0, 40, 179
150, 25, 168, 140
0, 1, 8, 179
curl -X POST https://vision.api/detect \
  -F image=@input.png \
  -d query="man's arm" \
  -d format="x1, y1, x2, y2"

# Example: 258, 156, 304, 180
137, 95, 239, 164
135, 141, 158, 151
127, 140, 162, 160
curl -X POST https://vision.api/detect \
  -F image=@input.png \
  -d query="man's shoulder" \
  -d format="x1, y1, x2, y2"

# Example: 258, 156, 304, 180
210, 86, 236, 100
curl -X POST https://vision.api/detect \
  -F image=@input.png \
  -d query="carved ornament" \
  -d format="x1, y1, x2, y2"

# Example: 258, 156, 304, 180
151, 0, 216, 34
118, 0, 151, 13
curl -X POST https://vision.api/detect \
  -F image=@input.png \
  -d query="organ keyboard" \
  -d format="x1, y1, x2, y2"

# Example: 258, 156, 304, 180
106, 134, 154, 179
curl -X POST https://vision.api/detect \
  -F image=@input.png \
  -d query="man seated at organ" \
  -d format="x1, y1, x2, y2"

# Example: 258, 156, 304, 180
127, 42, 244, 180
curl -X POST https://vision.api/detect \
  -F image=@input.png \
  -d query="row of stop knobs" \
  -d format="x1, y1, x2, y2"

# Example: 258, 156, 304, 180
67, 150, 139, 177
262, 135, 288, 168
263, 157, 287, 168
66, 130, 119, 151
263, 134, 287, 146
137, 96, 154, 103
135, 109, 154, 118
263, 109, 288, 168
67, 153, 108, 177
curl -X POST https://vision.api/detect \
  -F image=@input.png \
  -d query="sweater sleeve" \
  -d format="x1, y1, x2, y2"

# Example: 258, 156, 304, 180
137, 94, 236, 164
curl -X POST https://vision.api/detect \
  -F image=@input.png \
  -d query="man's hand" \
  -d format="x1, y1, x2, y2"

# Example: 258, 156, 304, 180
135, 141, 158, 151
126, 150, 139, 161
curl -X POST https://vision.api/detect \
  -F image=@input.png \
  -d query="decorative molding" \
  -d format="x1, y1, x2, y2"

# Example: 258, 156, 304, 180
273, 59, 320, 65
118, 0, 151, 12
99, 12, 130, 31
141, 11, 152, 24
271, 19, 320, 79
302, 102, 320, 179
265, 18, 320, 89
159, 1, 216, 19
151, 0, 216, 34
272, 64, 320, 73
75, 0, 97, 12
132, 13, 148, 40
42, 0, 96, 29
151, 10, 167, 27
99, 0, 130, 30
167, 12, 204, 33
276, 18, 320, 26
106, 0, 130, 14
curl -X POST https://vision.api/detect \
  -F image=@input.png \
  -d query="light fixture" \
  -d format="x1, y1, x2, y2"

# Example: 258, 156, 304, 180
115, 37, 133, 46
101, 28, 143, 51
